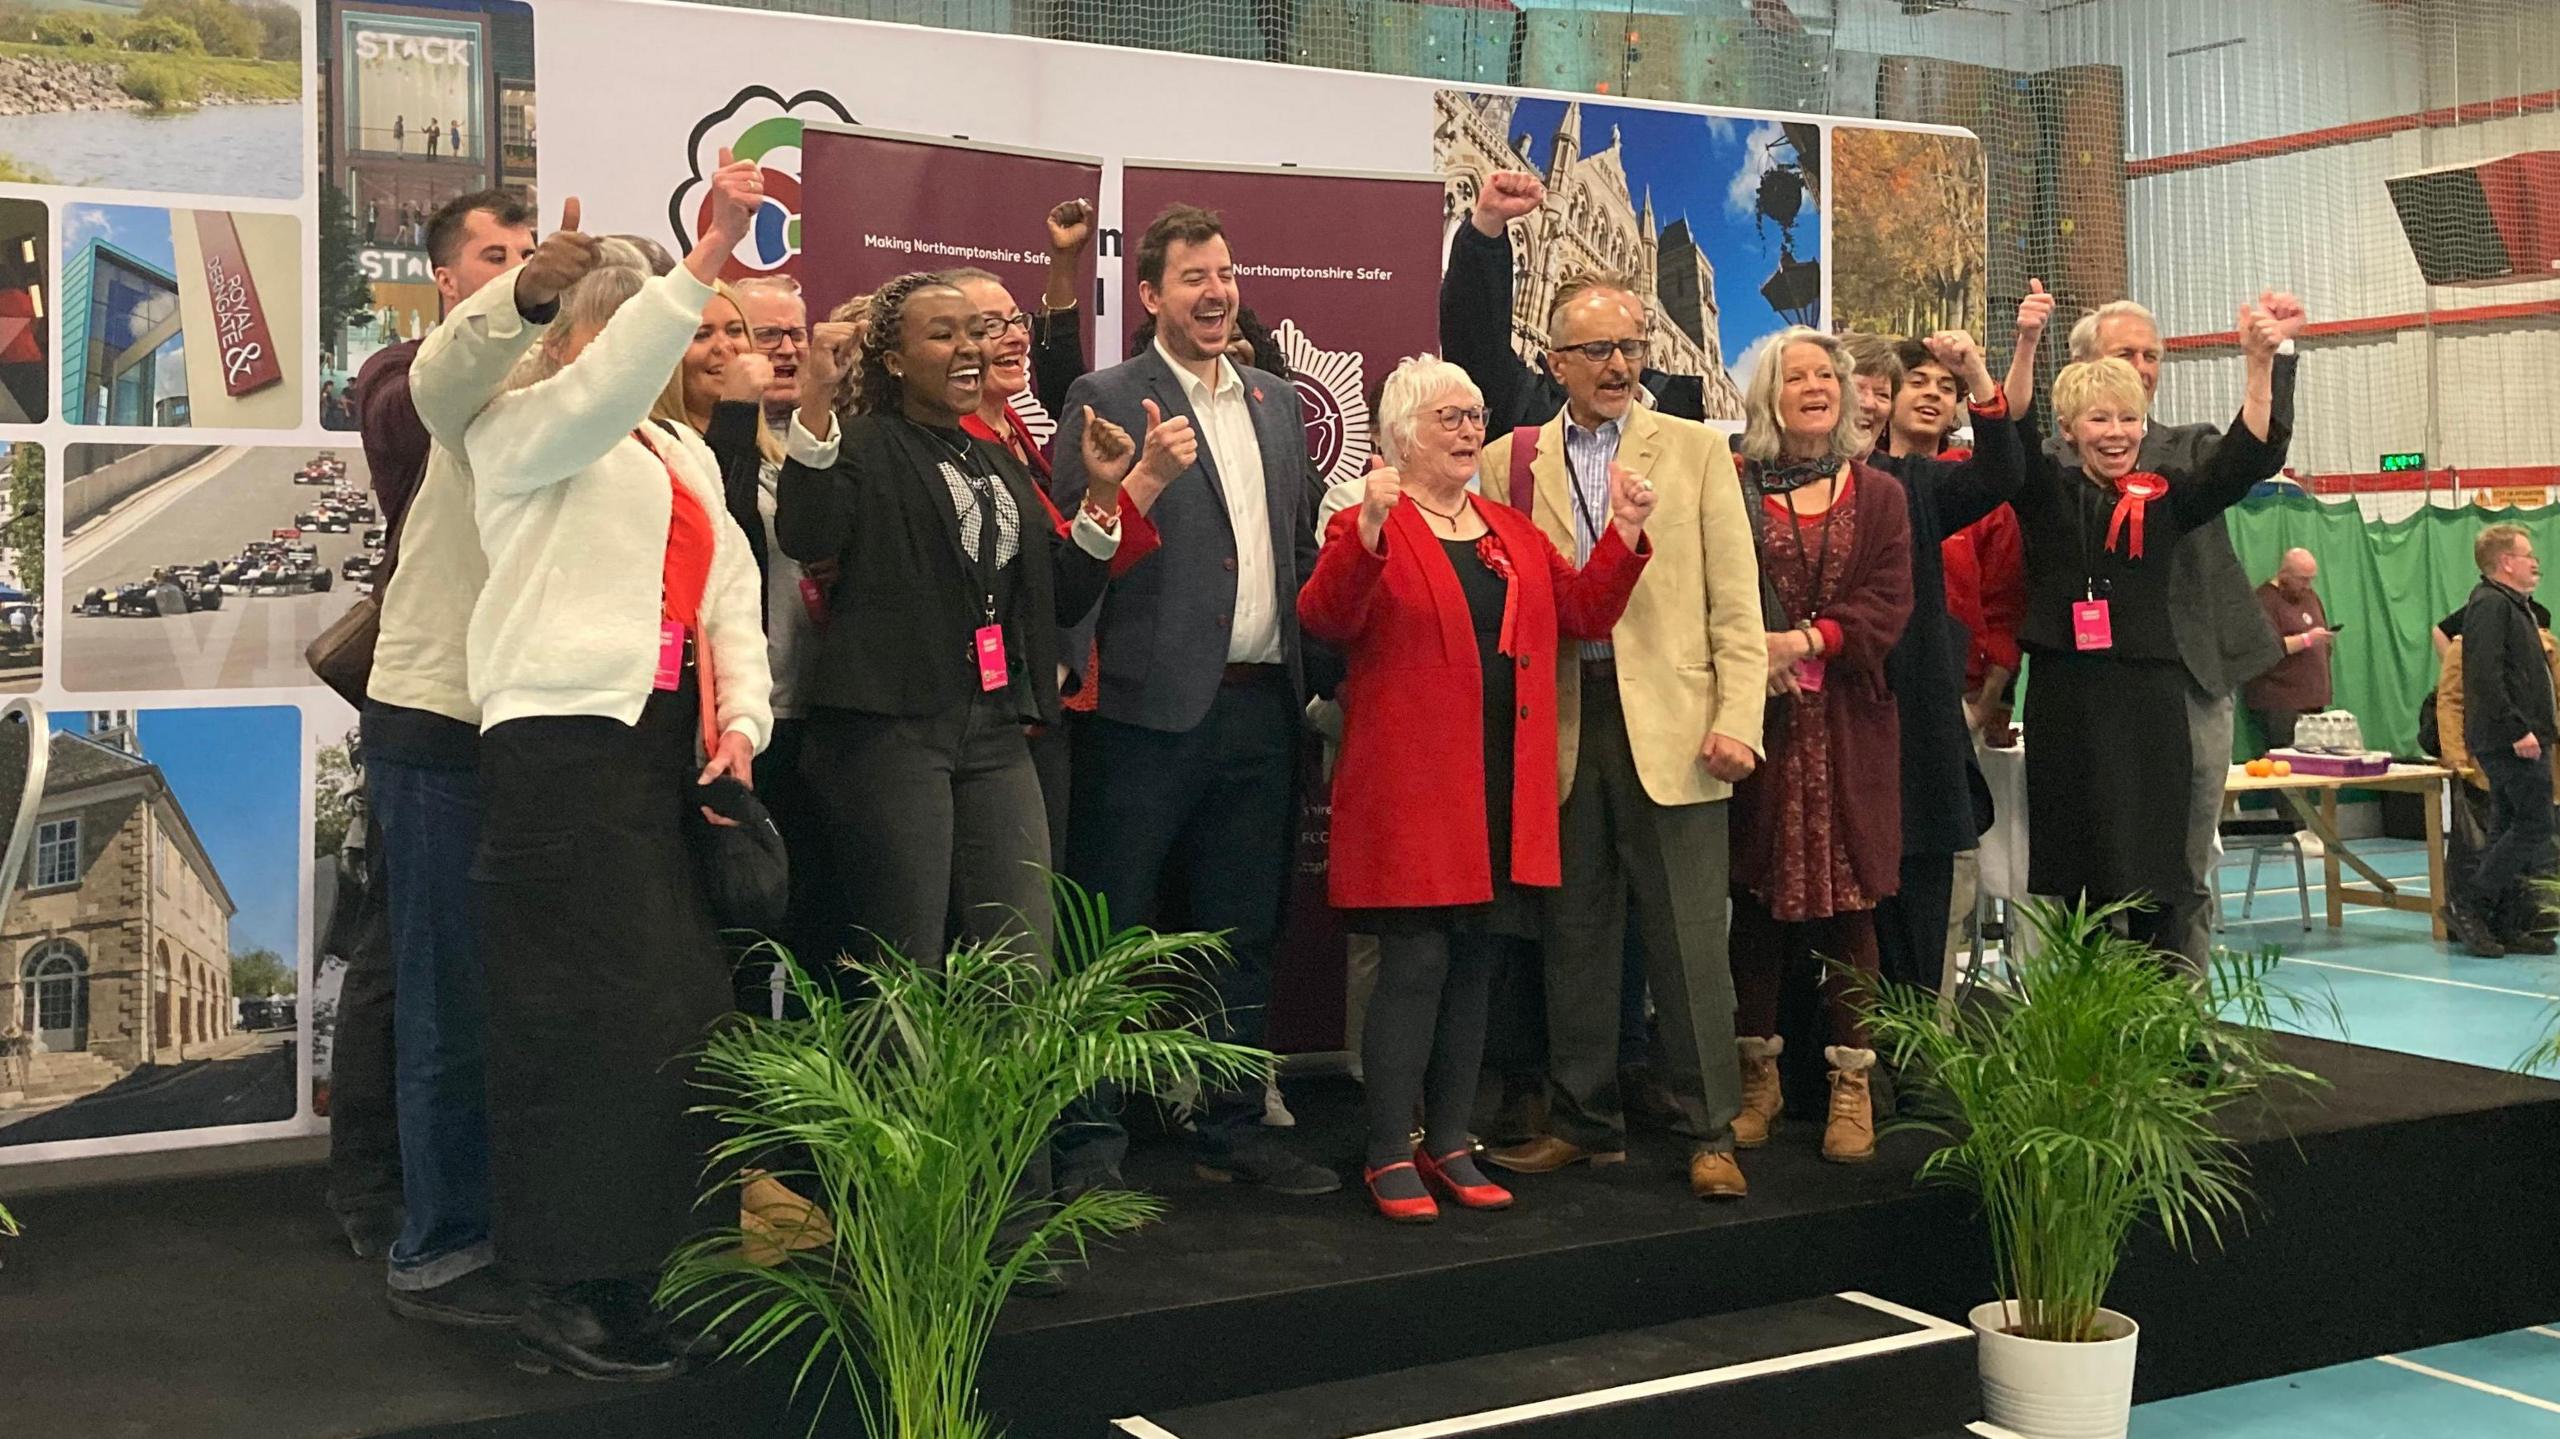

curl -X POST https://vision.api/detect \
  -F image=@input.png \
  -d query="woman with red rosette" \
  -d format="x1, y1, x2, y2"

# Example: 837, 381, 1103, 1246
2012, 297, 2295, 960
1301, 355, 1653, 1225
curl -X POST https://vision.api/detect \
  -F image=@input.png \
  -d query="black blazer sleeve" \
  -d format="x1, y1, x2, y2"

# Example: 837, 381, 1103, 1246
703, 400, 770, 586
1031, 309, 1089, 436
2464, 597, 2534, 753
1440, 223, 1539, 440
775, 445, 851, 565
1922, 402, 2027, 538
1048, 375, 1099, 522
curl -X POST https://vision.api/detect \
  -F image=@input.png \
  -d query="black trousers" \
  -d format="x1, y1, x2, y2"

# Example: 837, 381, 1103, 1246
1029, 716, 1075, 873
1873, 850, 1957, 998
325, 803, 401, 1222
751, 717, 848, 1007
477, 687, 735, 1286
2470, 748, 2556, 915
1061, 673, 1299, 1168
1362, 928, 1498, 1168
802, 694, 1055, 971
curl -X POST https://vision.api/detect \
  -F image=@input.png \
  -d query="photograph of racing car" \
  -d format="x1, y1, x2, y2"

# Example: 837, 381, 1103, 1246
63, 445, 384, 691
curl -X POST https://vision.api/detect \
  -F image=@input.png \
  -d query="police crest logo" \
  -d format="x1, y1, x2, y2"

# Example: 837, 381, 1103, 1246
1277, 318, 1372, 490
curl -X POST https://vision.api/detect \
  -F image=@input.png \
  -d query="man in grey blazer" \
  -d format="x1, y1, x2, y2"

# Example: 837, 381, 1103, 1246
2061, 298, 2296, 969
1048, 203, 1337, 1198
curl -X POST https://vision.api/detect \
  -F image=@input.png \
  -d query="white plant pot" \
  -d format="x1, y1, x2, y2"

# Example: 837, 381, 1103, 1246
1969, 1300, 2141, 1439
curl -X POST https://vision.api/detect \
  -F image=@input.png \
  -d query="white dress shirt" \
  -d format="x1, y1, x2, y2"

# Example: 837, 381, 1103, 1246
1157, 339, 1282, 664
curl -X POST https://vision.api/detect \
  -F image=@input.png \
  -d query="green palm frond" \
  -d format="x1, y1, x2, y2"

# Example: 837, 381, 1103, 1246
659, 873, 1272, 1439
1865, 898, 2327, 1344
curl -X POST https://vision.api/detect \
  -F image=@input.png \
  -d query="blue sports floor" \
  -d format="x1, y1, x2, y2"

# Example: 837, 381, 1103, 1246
2126, 838, 2560, 1436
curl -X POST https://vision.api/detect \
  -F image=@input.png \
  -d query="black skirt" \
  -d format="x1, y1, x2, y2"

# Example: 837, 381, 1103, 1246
2023, 650, 2196, 903
475, 677, 737, 1284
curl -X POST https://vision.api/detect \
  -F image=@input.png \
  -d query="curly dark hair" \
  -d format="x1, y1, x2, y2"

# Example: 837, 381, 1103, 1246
854, 271, 965, 417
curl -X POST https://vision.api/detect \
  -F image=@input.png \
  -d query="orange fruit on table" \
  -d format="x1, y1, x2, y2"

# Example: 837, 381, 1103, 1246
2245, 759, 2273, 778
2271, 759, 2293, 777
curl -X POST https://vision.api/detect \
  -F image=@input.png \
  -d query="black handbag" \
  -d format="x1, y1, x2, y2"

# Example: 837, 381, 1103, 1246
687, 772, 790, 936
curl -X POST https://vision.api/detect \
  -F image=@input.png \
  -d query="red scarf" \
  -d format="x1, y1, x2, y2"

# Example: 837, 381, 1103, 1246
2102, 471, 2169, 560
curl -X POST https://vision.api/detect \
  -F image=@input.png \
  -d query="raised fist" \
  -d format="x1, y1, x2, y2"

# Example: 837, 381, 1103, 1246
1047, 199, 1095, 257
719, 350, 775, 404
1607, 461, 1656, 532
1471, 171, 1546, 236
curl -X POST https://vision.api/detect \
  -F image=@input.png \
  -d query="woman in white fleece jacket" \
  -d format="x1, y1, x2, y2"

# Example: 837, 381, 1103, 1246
457, 160, 770, 1381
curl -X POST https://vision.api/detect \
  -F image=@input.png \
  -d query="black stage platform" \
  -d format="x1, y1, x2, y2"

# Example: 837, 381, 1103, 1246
6, 1033, 2559, 1439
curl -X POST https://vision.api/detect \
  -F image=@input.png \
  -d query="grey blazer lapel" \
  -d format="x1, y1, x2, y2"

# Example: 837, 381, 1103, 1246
1137, 347, 1230, 527
1245, 371, 1305, 584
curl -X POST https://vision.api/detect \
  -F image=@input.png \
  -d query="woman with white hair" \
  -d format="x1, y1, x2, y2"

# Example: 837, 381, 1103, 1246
2015, 300, 2298, 955
1300, 354, 1655, 1223
1726, 326, 1914, 1166
462, 157, 772, 1380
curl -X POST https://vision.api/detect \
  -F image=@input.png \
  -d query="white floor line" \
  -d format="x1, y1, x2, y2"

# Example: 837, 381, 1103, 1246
1836, 1290, 1973, 1336
1967, 1424, 2030, 1439
2376, 1354, 2560, 1414
2528, 1326, 2560, 1341
2278, 956, 2560, 1001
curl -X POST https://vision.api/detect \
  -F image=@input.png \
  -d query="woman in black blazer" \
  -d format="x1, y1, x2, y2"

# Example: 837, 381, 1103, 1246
776, 271, 1142, 970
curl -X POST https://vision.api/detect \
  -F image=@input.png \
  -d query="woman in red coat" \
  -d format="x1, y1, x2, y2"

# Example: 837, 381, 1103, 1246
1301, 355, 1653, 1224
1727, 328, 1914, 1167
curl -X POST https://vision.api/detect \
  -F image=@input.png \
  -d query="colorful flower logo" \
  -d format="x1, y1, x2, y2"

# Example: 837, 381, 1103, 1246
667, 87, 856, 282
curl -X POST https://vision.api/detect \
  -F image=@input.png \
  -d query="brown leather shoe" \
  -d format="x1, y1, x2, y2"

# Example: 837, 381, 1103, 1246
1688, 1150, 1748, 1200
1732, 1036, 1784, 1148
1484, 1134, 1627, 1175
1822, 1046, 1878, 1164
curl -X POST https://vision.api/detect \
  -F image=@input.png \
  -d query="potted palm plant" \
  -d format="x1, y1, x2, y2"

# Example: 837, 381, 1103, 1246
1864, 900, 2328, 1439
659, 877, 1269, 1439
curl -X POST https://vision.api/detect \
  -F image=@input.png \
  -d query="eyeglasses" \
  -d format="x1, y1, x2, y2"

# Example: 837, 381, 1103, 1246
751, 325, 809, 349
1553, 338, 1649, 364
971, 312, 1032, 340
1431, 405, 1488, 432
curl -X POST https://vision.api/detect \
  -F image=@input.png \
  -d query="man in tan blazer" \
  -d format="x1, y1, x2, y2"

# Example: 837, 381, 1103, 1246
1478, 281, 1767, 1200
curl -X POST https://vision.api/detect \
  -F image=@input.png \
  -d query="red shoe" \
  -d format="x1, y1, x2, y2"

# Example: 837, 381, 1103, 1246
1416, 1146, 1514, 1211
1362, 1161, 1440, 1224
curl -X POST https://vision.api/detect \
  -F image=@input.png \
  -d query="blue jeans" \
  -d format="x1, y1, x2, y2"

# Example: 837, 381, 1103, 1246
369, 754, 494, 1288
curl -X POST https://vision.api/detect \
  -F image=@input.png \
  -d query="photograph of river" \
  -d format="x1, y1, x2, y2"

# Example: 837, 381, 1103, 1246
0, 0, 305, 199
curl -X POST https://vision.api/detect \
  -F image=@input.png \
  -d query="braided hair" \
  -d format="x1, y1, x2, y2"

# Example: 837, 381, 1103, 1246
854, 271, 964, 417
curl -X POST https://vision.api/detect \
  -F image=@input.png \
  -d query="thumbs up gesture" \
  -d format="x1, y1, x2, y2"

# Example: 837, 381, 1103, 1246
2016, 278, 2054, 339
1134, 397, 1198, 490
515, 196, 600, 309
1357, 457, 1402, 555
705, 147, 763, 254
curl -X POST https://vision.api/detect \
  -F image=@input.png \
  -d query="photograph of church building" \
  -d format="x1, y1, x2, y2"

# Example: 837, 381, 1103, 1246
1434, 89, 1827, 420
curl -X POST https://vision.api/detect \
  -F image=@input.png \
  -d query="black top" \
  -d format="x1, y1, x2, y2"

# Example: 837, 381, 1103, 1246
2442, 598, 2552, 639
776, 413, 1109, 725
705, 400, 770, 600
2016, 412, 2287, 665
2460, 579, 2557, 755
1355, 537, 1531, 937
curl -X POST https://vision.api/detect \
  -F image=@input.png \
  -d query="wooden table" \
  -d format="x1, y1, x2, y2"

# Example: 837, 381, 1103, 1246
2223, 763, 2453, 939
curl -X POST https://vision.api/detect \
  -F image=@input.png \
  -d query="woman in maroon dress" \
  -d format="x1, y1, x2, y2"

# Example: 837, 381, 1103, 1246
1727, 327, 1914, 1166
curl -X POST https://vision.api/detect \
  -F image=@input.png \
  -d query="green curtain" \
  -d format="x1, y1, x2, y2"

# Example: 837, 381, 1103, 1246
2219, 497, 2560, 759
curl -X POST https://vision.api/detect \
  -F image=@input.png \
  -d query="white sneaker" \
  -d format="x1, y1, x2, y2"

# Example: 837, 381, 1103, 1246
1261, 1077, 1296, 1128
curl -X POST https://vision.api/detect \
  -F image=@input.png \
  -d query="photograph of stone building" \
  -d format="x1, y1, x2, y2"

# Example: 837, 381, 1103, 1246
0, 707, 301, 1146
1434, 89, 1828, 420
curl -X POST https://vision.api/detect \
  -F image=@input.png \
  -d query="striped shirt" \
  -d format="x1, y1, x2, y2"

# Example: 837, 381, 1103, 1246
1563, 413, 1624, 660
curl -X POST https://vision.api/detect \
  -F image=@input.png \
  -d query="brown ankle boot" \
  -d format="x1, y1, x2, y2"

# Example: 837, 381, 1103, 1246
1732, 1036, 1783, 1148
1822, 1046, 1877, 1164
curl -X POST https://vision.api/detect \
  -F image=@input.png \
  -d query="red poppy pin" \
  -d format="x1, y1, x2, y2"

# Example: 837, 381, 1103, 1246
1251, 386, 1265, 403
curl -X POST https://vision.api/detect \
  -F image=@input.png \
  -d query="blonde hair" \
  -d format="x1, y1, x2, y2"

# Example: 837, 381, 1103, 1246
824, 292, 871, 416
2049, 358, 2149, 425
1374, 354, 1484, 470
1740, 327, 1863, 464
652, 280, 784, 465
2068, 299, 2159, 362
2478, 523, 2531, 577
507, 238, 650, 390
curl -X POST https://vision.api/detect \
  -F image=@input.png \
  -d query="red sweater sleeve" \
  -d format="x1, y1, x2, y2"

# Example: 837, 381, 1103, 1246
1298, 505, 1388, 647
1543, 524, 1651, 641
1973, 506, 2026, 673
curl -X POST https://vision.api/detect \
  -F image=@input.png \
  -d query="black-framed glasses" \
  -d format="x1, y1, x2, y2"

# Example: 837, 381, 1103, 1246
751, 325, 809, 349
970, 311, 1033, 340
1431, 405, 1489, 432
1553, 338, 1649, 363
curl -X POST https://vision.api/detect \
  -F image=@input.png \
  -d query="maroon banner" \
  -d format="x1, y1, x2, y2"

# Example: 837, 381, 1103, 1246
191, 210, 283, 399
1119, 161, 1444, 498
798, 125, 1100, 442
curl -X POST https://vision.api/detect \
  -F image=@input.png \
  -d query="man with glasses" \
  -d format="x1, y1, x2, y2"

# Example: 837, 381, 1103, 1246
1478, 282, 1766, 1201
732, 277, 808, 434
1443, 170, 1708, 439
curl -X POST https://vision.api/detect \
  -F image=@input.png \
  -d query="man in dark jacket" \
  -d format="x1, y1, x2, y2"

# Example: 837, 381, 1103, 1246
2454, 523, 2556, 957
1439, 170, 1708, 439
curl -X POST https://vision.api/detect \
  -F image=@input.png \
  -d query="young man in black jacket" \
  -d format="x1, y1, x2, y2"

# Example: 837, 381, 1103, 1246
2454, 524, 2558, 957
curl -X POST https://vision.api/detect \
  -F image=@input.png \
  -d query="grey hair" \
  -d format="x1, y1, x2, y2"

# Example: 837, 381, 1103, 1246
1739, 326, 1864, 464
730, 274, 807, 315
506, 238, 651, 390
2067, 299, 2159, 361
1374, 354, 1484, 470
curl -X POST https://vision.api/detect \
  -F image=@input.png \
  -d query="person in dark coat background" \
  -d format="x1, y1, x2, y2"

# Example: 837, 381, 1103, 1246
2451, 524, 2557, 959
